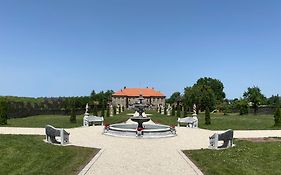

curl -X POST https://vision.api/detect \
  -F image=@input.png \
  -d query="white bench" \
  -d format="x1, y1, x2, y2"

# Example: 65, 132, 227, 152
209, 129, 234, 149
83, 115, 104, 126
177, 116, 198, 128
45, 125, 69, 145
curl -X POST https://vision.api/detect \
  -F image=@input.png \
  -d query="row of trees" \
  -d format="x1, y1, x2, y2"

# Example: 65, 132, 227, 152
166, 77, 281, 125
0, 90, 114, 120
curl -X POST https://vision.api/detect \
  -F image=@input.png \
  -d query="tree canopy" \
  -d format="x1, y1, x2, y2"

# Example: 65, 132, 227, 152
243, 86, 266, 114
183, 77, 225, 112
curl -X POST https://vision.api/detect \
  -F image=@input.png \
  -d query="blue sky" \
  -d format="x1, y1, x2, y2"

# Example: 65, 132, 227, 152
0, 0, 281, 99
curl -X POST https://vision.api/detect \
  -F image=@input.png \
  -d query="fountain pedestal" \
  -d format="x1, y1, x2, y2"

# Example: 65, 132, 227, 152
131, 116, 151, 129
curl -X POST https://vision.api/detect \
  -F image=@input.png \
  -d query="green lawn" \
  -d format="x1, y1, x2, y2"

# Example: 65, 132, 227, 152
2, 111, 280, 130
104, 112, 131, 124
0, 135, 99, 175
184, 139, 281, 175
197, 113, 280, 130
5, 115, 84, 128
149, 111, 280, 130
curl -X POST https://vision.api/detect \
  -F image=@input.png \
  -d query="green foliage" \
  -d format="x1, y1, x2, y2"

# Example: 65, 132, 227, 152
90, 90, 114, 107
176, 105, 181, 117
0, 135, 98, 175
184, 140, 281, 175
221, 101, 231, 115
113, 106, 116, 115
236, 99, 249, 115
0, 99, 8, 125
166, 92, 181, 104
196, 77, 226, 103
183, 105, 188, 117
93, 105, 98, 116
101, 107, 105, 117
106, 107, 110, 117
183, 77, 224, 113
243, 86, 266, 114
274, 107, 281, 126
267, 95, 280, 106
69, 109, 76, 123
205, 107, 211, 125
171, 106, 175, 116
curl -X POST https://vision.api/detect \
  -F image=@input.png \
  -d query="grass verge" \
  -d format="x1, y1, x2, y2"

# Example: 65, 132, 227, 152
0, 134, 99, 175
184, 139, 281, 175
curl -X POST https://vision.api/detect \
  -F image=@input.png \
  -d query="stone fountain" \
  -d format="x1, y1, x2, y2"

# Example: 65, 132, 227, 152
103, 95, 176, 138
130, 95, 150, 129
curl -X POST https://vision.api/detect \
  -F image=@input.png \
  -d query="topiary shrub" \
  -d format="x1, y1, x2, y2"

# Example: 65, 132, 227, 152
0, 99, 8, 125
177, 105, 181, 117
183, 106, 188, 117
171, 106, 175, 116
113, 106, 116, 115
101, 107, 105, 117
93, 105, 98, 116
70, 109, 76, 123
106, 107, 110, 117
274, 107, 281, 126
205, 107, 211, 125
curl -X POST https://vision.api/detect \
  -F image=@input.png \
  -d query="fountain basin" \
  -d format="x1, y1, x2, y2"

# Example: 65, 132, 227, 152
104, 123, 176, 138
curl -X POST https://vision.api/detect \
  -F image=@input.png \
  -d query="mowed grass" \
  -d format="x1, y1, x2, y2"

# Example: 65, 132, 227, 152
5, 115, 84, 128
184, 140, 281, 175
2, 111, 280, 130
149, 111, 280, 130
104, 112, 131, 124
0, 135, 99, 175
197, 113, 279, 130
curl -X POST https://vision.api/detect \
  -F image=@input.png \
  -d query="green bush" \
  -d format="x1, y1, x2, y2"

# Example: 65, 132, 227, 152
205, 107, 211, 125
0, 99, 8, 125
69, 109, 76, 123
237, 100, 249, 115
177, 105, 181, 117
274, 107, 281, 126
106, 107, 110, 117
113, 106, 116, 115
164, 106, 167, 115
171, 106, 175, 116
93, 105, 98, 116
101, 107, 105, 117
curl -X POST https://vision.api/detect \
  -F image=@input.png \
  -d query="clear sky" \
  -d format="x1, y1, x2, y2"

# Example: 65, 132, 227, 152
0, 0, 281, 99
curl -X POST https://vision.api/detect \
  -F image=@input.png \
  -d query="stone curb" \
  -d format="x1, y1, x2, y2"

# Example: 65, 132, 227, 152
78, 149, 105, 175
177, 149, 204, 175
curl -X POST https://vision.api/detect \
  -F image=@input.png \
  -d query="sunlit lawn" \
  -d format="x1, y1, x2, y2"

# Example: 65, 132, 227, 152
184, 139, 281, 175
0, 135, 99, 175
2, 111, 280, 130
5, 115, 84, 128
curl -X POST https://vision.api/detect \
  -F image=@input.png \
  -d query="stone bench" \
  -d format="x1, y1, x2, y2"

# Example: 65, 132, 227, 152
45, 125, 69, 145
177, 116, 198, 128
209, 129, 234, 149
83, 115, 104, 126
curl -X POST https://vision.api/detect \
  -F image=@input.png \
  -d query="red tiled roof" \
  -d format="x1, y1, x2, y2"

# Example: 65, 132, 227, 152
113, 88, 165, 97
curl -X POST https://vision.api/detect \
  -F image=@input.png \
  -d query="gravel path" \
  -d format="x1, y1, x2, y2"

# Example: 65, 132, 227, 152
1, 126, 281, 175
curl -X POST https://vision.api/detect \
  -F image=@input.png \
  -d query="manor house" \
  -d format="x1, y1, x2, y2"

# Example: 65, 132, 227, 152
112, 87, 165, 109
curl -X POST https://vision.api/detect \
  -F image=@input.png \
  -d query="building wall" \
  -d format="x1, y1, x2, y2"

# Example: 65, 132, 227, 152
112, 96, 165, 109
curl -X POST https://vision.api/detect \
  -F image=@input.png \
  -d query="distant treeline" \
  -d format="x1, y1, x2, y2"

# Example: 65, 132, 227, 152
1, 90, 114, 118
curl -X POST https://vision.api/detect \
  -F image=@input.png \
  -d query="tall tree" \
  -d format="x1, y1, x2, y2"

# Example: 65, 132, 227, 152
166, 92, 181, 104
243, 86, 266, 115
196, 77, 226, 103
205, 106, 211, 125
0, 99, 8, 125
